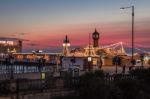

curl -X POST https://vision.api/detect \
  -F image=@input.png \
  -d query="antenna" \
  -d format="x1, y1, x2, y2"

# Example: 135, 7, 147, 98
89, 33, 91, 56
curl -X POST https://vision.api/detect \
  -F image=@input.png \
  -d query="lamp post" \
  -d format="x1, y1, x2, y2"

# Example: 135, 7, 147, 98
115, 56, 118, 75
88, 56, 92, 71
87, 33, 92, 71
140, 53, 145, 68
120, 6, 134, 65
113, 56, 118, 74
9, 55, 14, 79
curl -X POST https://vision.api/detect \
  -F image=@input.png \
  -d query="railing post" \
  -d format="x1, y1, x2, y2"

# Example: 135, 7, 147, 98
16, 79, 19, 99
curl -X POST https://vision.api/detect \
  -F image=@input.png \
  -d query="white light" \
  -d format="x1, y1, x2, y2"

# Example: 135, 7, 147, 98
7, 41, 14, 45
67, 43, 70, 46
0, 41, 14, 45
63, 43, 66, 46
39, 50, 43, 53
63, 43, 70, 46
88, 56, 92, 62
32, 50, 35, 53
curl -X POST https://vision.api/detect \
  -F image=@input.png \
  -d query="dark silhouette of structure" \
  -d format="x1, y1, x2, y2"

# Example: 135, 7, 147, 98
92, 29, 100, 47
63, 35, 70, 56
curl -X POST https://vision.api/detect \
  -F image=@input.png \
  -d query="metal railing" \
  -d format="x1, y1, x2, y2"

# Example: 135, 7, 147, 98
0, 61, 58, 74
0, 77, 80, 95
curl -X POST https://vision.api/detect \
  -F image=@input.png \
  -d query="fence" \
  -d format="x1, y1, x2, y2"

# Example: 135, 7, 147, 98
104, 74, 135, 83
0, 63, 56, 74
0, 77, 79, 95
0, 74, 136, 95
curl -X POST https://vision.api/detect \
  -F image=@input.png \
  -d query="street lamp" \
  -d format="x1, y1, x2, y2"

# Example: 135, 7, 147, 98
140, 53, 145, 68
113, 56, 118, 74
63, 35, 70, 56
87, 33, 92, 71
120, 6, 135, 65
88, 56, 92, 71
9, 55, 14, 79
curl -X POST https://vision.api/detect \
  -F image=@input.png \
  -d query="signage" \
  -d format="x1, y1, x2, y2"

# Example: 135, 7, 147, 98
41, 72, 46, 80
0, 41, 14, 45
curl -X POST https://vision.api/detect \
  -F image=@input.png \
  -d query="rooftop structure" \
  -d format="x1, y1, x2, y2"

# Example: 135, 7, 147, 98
0, 37, 22, 54
92, 29, 100, 47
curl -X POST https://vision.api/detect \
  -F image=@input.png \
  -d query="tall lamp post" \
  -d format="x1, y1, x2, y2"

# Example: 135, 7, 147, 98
120, 6, 135, 65
88, 33, 92, 71
9, 55, 14, 79
140, 53, 145, 68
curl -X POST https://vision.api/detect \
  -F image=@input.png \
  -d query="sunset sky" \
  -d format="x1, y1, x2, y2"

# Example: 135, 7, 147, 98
0, 0, 150, 52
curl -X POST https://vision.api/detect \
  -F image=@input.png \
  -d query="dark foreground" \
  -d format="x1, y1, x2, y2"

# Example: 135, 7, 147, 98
1, 67, 150, 99
56, 68, 150, 99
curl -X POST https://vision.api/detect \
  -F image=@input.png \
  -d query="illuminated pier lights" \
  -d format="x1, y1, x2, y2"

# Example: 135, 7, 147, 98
0, 37, 22, 53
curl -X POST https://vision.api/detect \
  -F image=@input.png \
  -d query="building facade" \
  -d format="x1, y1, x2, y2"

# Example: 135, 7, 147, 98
0, 37, 22, 54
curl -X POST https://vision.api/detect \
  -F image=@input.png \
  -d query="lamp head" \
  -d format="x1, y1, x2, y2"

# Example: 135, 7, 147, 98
120, 7, 125, 10
67, 43, 70, 46
63, 43, 66, 47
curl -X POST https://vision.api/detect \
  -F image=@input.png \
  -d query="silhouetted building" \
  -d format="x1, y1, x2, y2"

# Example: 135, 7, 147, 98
92, 29, 100, 47
0, 37, 22, 53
